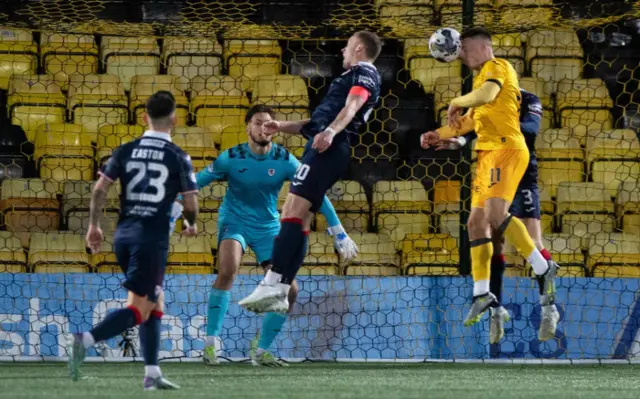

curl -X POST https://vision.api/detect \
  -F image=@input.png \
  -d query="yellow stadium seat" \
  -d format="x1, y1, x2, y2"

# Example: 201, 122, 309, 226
191, 76, 249, 139
63, 180, 120, 235
434, 76, 461, 124
499, 0, 554, 29
539, 188, 555, 234
343, 233, 400, 276
167, 235, 214, 274
557, 182, 615, 238
224, 40, 282, 85
33, 123, 94, 182
434, 180, 461, 237
589, 233, 640, 278
7, 74, 67, 141
220, 125, 247, 151
198, 211, 220, 247
130, 74, 189, 126
199, 181, 227, 210
0, 231, 27, 272
556, 78, 613, 137
491, 33, 525, 75
617, 181, 640, 234
29, 232, 90, 273
68, 73, 129, 139
373, 180, 433, 241
437, 0, 495, 30
0, 179, 60, 246
586, 130, 640, 196
0, 27, 37, 90
542, 234, 586, 277
252, 74, 309, 118
404, 38, 462, 93
172, 126, 218, 170
91, 235, 118, 272
402, 233, 459, 275
96, 124, 144, 167
536, 128, 585, 197
377, 3, 436, 35
163, 37, 223, 85
40, 33, 99, 90
301, 232, 339, 275
519, 77, 553, 129
526, 29, 583, 94
101, 36, 161, 91
315, 180, 370, 234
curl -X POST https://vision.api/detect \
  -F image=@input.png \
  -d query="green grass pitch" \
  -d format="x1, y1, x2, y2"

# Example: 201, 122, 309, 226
1, 362, 639, 399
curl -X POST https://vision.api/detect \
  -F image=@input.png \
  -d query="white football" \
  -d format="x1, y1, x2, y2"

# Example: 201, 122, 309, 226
429, 28, 462, 63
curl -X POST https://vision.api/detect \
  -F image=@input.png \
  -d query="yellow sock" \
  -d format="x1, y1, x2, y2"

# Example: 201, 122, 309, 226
502, 214, 549, 275
470, 238, 493, 295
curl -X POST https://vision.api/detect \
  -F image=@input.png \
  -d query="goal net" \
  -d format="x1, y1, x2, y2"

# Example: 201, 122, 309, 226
0, 0, 639, 362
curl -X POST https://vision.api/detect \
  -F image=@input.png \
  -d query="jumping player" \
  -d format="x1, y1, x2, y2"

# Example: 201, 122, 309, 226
170, 104, 357, 366
238, 31, 382, 313
68, 91, 199, 390
420, 27, 559, 339
426, 88, 560, 343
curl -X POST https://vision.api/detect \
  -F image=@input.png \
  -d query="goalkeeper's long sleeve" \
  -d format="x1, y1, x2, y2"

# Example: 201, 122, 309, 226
319, 196, 341, 228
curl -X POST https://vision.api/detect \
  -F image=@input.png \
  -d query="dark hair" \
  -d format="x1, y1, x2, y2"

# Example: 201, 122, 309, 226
245, 104, 275, 124
461, 27, 492, 41
355, 31, 383, 61
145, 90, 176, 119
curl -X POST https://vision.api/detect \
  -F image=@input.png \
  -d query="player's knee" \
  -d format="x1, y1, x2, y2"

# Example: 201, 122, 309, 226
216, 265, 237, 288
467, 212, 488, 238
289, 280, 299, 303
127, 294, 154, 322
153, 290, 165, 314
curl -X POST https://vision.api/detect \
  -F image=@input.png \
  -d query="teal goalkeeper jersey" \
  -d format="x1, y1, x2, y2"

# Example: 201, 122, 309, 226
195, 142, 340, 228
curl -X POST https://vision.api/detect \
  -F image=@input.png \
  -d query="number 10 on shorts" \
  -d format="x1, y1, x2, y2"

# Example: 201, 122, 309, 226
295, 164, 310, 181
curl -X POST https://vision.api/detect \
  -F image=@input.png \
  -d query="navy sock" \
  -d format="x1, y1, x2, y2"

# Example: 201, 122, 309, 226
140, 311, 162, 366
490, 254, 506, 308
271, 218, 305, 284
90, 306, 142, 343
291, 231, 309, 274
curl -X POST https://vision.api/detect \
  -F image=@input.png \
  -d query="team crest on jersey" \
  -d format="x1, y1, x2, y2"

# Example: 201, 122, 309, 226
268, 168, 275, 176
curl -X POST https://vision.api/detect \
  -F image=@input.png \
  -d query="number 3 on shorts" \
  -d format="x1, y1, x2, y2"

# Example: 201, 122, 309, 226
295, 164, 310, 181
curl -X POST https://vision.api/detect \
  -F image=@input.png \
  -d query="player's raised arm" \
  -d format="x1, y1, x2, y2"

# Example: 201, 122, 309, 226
264, 119, 310, 135
312, 91, 368, 153
195, 151, 230, 189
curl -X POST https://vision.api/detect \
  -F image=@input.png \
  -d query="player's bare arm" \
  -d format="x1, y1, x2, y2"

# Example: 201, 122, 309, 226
181, 192, 199, 236
86, 175, 113, 253
264, 119, 311, 135
312, 93, 367, 153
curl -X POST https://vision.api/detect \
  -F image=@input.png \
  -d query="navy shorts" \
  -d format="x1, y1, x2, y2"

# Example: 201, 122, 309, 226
509, 176, 541, 219
114, 238, 169, 303
290, 139, 351, 213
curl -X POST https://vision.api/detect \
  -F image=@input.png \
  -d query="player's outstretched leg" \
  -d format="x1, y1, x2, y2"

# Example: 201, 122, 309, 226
489, 243, 510, 344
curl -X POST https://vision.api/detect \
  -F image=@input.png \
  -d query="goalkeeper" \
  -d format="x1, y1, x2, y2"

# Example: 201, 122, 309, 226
170, 105, 358, 367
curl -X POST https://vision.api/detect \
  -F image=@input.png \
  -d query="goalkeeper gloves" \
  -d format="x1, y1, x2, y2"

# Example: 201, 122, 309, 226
327, 224, 358, 262
168, 201, 183, 235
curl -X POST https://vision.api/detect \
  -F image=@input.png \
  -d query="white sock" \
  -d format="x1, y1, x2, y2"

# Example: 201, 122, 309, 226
145, 365, 162, 379
527, 248, 549, 276
264, 270, 282, 285
82, 332, 95, 349
205, 336, 217, 347
473, 279, 490, 297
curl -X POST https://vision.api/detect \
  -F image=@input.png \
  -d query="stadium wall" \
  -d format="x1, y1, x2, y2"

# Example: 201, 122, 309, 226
1, 274, 639, 361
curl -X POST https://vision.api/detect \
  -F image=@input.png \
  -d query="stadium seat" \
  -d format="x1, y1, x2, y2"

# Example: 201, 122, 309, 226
437, 0, 495, 30
377, 2, 435, 35
589, 233, 640, 278
63, 180, 120, 235
373, 180, 433, 242
433, 76, 461, 124
315, 180, 370, 234
220, 125, 247, 152
586, 129, 640, 196
536, 128, 585, 197
556, 78, 613, 137
284, 134, 306, 158
130, 74, 189, 126
556, 182, 615, 238
525, 29, 583, 94
29, 232, 90, 273
542, 234, 587, 277
252, 74, 309, 121
0, 231, 27, 272
40, 33, 99, 90
7, 74, 67, 141
519, 77, 553, 129
404, 38, 462, 94
343, 233, 400, 276
33, 123, 94, 182
617, 181, 640, 234
68, 73, 129, 139
491, 33, 525, 75
237, 247, 261, 273
434, 180, 461, 237
539, 188, 555, 233
96, 124, 143, 167
91, 234, 118, 271
101, 36, 161, 91
499, 0, 554, 29
224, 39, 282, 85
198, 183, 226, 243
402, 233, 459, 275
0, 178, 60, 246
167, 235, 214, 274
191, 76, 249, 142
301, 232, 339, 275
0, 27, 37, 90
172, 126, 218, 170
0, 125, 33, 179
163, 37, 223, 86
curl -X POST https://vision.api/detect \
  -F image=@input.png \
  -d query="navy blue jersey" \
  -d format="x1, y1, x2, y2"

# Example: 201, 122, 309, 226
100, 131, 198, 242
301, 61, 381, 143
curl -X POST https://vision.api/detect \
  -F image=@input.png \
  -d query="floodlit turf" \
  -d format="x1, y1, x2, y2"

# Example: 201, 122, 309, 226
1, 362, 639, 399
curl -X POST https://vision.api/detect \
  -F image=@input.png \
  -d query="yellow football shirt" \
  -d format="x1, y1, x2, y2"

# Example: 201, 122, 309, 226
473, 58, 527, 150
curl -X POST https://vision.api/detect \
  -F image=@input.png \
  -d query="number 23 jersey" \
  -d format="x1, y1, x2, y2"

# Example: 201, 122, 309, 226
99, 132, 198, 241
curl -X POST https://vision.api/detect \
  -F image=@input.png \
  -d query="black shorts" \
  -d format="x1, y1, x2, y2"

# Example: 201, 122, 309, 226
510, 180, 541, 220
290, 139, 351, 213
114, 237, 169, 303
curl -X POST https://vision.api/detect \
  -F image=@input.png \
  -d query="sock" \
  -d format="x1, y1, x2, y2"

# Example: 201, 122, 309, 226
271, 218, 305, 284
144, 365, 161, 379
206, 288, 230, 338
89, 305, 142, 344
470, 238, 493, 296
501, 215, 549, 276
140, 310, 162, 366
291, 231, 310, 273
490, 254, 506, 307
540, 248, 552, 261
258, 312, 287, 351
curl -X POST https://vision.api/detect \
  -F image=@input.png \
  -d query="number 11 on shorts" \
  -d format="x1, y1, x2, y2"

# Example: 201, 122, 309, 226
490, 167, 501, 185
